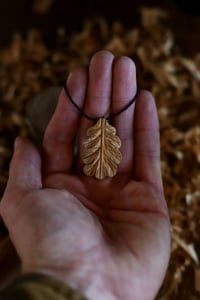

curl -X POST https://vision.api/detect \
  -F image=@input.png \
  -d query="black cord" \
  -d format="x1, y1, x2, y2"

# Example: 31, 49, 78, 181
63, 81, 139, 122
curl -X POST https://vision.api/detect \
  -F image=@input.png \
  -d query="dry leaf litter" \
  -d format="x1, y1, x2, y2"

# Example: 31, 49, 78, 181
0, 6, 200, 299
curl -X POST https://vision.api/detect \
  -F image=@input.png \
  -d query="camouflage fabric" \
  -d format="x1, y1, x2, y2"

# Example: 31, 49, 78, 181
0, 273, 88, 300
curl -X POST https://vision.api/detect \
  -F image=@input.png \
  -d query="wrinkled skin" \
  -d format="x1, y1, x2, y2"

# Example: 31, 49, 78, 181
0, 51, 170, 300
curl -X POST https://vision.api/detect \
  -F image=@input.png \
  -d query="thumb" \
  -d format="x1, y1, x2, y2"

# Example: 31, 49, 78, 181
7, 137, 42, 192
0, 137, 42, 214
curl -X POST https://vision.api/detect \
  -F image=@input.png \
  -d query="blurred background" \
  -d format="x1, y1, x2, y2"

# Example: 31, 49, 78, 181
0, 0, 200, 55
0, 1, 200, 300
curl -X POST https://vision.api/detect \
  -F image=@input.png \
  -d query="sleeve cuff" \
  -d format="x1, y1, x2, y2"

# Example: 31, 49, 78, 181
0, 273, 88, 300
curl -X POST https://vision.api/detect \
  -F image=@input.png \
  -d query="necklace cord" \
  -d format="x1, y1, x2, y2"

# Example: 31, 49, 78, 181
63, 81, 139, 122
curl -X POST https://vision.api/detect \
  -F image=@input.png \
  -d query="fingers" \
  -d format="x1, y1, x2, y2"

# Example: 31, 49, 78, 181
133, 91, 163, 190
77, 51, 114, 172
111, 56, 137, 175
43, 67, 87, 175
0, 137, 42, 215
42, 50, 160, 185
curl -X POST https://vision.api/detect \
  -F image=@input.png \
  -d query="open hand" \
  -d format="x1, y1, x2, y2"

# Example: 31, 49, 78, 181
0, 51, 170, 300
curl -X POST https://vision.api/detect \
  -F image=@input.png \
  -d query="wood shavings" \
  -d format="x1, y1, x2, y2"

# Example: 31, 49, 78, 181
184, 127, 200, 163
0, 6, 200, 299
195, 268, 200, 292
140, 6, 168, 29
32, 0, 54, 14
172, 231, 199, 264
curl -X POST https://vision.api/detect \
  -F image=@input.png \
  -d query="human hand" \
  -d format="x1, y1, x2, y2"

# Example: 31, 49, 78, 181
0, 51, 170, 300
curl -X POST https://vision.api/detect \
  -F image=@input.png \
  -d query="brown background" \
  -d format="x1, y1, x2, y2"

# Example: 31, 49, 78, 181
0, 0, 200, 56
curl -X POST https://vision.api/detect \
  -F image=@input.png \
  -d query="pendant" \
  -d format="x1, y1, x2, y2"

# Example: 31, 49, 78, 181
82, 118, 122, 180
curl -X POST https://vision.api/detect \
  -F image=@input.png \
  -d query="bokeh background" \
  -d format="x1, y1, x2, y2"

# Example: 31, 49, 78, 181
0, 0, 200, 55
0, 1, 200, 299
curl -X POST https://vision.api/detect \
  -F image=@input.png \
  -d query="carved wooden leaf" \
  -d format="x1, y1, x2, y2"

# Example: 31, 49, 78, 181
83, 118, 122, 180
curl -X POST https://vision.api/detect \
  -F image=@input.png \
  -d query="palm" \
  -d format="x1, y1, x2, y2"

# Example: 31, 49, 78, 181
41, 51, 170, 299
42, 170, 169, 299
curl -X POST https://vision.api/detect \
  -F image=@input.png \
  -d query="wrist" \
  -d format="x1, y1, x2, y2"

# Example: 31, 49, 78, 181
22, 269, 117, 300
21, 255, 118, 300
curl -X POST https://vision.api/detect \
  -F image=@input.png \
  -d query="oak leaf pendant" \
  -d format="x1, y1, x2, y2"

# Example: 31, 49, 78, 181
83, 118, 122, 180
